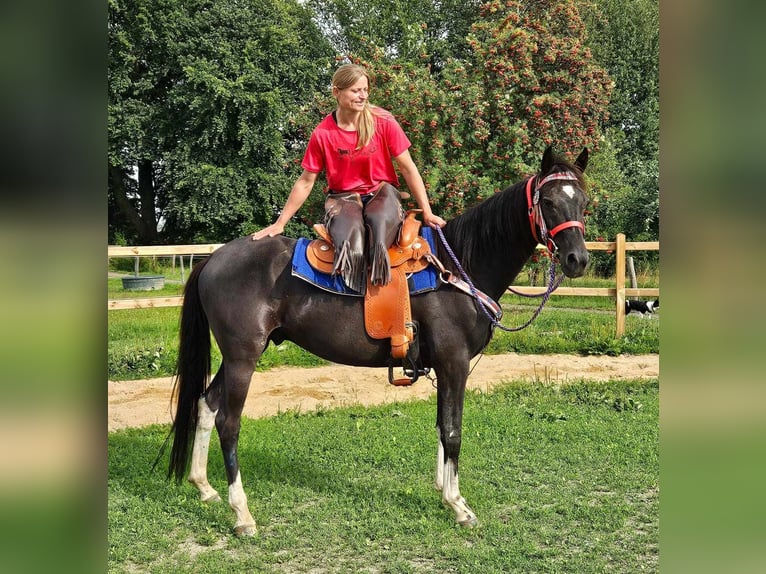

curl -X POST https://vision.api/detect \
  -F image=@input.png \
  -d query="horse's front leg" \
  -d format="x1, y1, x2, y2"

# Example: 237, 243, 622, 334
217, 360, 257, 536
435, 362, 479, 528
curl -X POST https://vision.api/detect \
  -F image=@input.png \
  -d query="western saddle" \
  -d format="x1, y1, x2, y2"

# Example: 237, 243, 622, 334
306, 210, 433, 385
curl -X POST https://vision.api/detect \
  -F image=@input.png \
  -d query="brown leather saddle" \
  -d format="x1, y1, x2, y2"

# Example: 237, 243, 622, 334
306, 211, 432, 385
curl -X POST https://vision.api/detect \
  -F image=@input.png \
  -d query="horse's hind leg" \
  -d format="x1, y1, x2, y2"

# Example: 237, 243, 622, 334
187, 367, 224, 503
215, 359, 257, 536
435, 360, 479, 527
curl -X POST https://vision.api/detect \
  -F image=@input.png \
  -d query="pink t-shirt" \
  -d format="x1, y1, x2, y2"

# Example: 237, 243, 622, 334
301, 108, 411, 195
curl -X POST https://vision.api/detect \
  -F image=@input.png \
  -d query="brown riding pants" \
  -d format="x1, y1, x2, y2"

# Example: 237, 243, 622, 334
323, 183, 404, 293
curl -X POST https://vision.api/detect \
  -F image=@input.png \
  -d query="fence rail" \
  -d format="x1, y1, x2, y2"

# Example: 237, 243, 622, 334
108, 233, 658, 336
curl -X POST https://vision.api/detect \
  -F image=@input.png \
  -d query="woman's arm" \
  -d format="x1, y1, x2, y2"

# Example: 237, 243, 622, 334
393, 149, 446, 228
252, 170, 319, 239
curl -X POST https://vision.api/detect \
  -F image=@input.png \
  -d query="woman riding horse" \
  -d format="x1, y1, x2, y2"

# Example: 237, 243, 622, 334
252, 63, 445, 293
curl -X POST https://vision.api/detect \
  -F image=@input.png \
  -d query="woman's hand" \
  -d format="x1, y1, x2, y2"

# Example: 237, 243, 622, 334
252, 223, 285, 240
422, 212, 447, 229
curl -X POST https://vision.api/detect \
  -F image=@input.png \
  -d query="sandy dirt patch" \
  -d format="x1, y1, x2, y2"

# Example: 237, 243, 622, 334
108, 353, 658, 432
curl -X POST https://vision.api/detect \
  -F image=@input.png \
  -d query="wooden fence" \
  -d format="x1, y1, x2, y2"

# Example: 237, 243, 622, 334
108, 233, 658, 336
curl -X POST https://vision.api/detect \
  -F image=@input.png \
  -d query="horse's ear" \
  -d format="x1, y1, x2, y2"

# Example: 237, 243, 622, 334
575, 148, 589, 172
540, 145, 555, 174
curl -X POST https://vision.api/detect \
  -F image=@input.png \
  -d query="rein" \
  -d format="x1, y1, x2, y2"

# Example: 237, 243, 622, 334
434, 171, 584, 332
434, 225, 561, 332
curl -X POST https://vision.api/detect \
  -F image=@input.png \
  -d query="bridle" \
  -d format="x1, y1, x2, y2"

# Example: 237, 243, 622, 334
433, 168, 587, 333
526, 171, 585, 254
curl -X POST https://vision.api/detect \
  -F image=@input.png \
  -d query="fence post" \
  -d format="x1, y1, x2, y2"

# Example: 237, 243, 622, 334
628, 256, 638, 292
615, 233, 626, 336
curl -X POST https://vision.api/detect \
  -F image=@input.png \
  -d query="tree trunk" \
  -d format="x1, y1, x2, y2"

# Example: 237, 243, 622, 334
137, 159, 158, 244
109, 162, 158, 244
109, 164, 146, 238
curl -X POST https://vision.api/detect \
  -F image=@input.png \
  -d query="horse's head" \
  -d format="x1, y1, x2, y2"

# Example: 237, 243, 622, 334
531, 146, 590, 277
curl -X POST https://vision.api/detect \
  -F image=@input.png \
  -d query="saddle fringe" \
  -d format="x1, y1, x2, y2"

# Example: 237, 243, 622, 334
333, 240, 367, 294
369, 241, 392, 286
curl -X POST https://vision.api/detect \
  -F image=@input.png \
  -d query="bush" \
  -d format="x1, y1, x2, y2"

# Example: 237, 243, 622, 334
108, 347, 170, 379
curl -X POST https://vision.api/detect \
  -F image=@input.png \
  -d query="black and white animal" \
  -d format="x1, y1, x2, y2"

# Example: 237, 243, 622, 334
625, 298, 659, 316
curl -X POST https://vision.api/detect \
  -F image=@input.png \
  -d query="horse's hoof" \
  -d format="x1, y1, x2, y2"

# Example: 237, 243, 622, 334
458, 515, 479, 528
201, 492, 222, 504
234, 523, 257, 537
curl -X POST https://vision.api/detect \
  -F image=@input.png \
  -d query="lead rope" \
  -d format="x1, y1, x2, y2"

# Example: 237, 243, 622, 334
434, 225, 563, 332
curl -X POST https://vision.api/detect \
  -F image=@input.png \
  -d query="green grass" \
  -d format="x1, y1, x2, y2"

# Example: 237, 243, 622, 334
109, 257, 196, 281
505, 271, 659, 311
108, 307, 187, 378
488, 307, 659, 356
108, 303, 658, 380
108, 277, 185, 299
108, 307, 327, 380
108, 378, 658, 573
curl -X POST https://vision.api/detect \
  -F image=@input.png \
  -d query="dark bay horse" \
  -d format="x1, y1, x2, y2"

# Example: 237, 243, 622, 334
167, 146, 590, 535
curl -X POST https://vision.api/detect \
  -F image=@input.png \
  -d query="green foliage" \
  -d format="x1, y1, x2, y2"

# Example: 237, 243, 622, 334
108, 379, 658, 572
326, 0, 611, 220
580, 0, 659, 242
108, 0, 657, 245
307, 0, 481, 68
467, 0, 611, 160
109, 256, 165, 275
108, 346, 167, 378
108, 0, 334, 243
108, 308, 185, 380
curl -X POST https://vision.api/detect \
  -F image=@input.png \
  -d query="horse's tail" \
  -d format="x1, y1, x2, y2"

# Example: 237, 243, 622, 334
167, 257, 211, 483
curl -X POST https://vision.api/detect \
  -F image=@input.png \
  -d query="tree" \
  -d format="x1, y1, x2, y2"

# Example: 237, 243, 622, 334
580, 0, 659, 241
465, 0, 612, 173
109, 0, 619, 243
307, 0, 482, 71
108, 0, 333, 243
328, 0, 611, 220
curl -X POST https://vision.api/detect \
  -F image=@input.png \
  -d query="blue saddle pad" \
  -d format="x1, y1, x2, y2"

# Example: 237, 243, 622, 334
291, 227, 439, 297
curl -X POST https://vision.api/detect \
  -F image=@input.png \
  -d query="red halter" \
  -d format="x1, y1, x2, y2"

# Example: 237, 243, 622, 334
525, 172, 585, 253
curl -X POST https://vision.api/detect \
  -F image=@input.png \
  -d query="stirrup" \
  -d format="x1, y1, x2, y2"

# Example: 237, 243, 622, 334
387, 363, 431, 386
388, 365, 431, 387
387, 322, 429, 386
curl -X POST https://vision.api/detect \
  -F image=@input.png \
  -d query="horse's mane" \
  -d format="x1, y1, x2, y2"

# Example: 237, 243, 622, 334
442, 157, 585, 275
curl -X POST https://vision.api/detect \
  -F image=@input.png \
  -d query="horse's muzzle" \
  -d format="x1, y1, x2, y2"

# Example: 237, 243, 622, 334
561, 248, 589, 278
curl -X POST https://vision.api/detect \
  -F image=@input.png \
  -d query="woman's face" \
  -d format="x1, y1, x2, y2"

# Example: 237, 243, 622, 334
334, 75, 369, 113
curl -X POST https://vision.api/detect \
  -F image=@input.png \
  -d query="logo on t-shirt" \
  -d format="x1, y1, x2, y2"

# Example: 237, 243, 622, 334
336, 145, 377, 158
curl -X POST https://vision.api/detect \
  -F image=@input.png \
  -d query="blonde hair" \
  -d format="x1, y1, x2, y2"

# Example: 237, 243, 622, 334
332, 64, 376, 150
